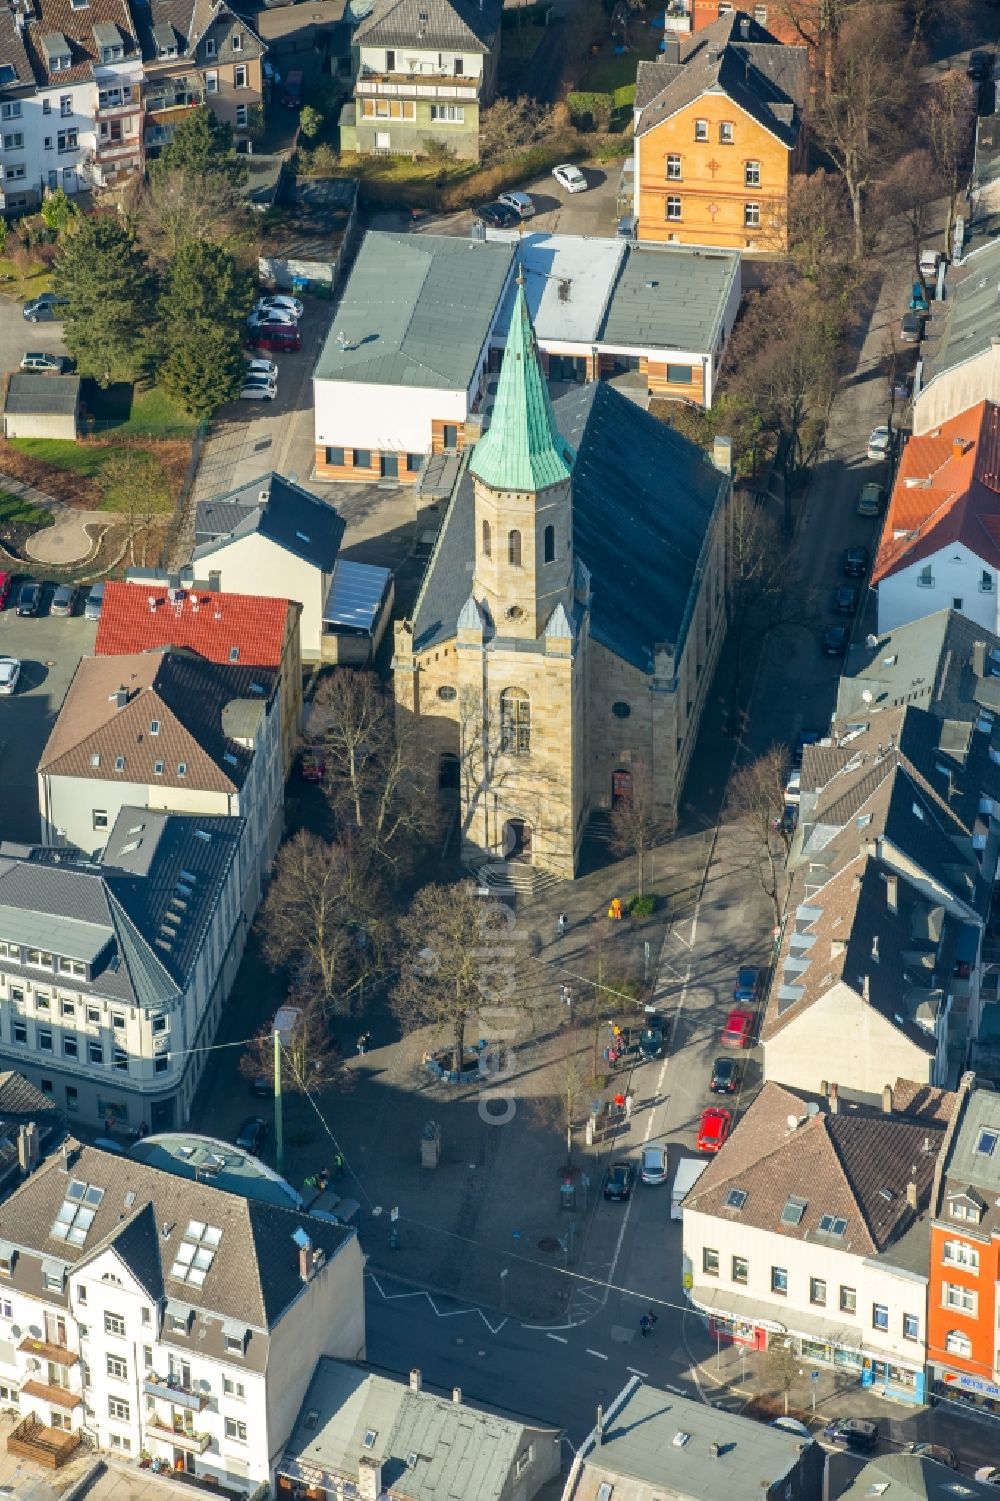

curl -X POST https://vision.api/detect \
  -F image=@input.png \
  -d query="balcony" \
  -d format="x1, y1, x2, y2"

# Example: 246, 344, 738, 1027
144, 86, 204, 115
7, 1415, 81, 1470
356, 75, 478, 100
147, 1416, 212, 1453
94, 138, 140, 163
17, 1336, 78, 1368
144, 1374, 208, 1411
97, 94, 138, 119
21, 1379, 82, 1409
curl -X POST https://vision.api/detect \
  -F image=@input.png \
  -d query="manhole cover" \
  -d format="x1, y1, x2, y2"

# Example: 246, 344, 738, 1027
538, 1236, 561, 1253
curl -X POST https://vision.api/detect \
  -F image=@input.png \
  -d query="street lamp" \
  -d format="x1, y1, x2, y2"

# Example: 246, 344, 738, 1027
499, 1267, 509, 1314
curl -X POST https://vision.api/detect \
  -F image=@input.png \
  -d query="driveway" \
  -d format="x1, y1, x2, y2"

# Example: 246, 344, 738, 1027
0, 296, 69, 377
0, 600, 96, 844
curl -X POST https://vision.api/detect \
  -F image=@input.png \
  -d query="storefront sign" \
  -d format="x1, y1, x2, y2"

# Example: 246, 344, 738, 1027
941, 1370, 1000, 1400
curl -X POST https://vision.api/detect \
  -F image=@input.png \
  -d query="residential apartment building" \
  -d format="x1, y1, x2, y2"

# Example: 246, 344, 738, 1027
927, 1078, 1000, 1419
633, 12, 807, 251
688, 0, 810, 48
762, 703, 1000, 1104
0, 0, 141, 213
0, 1138, 365, 1487
277, 1359, 560, 1501
683, 1079, 957, 1404
97, 579, 303, 781
339, 0, 502, 161
873, 402, 1000, 637
833, 609, 1000, 730
0, 807, 244, 1130
36, 646, 282, 920
913, 240, 1000, 435
134, 0, 265, 155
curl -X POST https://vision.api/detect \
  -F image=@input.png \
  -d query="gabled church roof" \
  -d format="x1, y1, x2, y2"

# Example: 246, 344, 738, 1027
469, 277, 575, 495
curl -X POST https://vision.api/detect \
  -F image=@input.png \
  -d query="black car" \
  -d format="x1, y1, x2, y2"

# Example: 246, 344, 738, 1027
250, 1075, 272, 1099
822, 624, 849, 657
833, 585, 859, 616
969, 49, 993, 80
603, 1161, 634, 1201
16, 581, 41, 617
902, 1443, 958, 1470
825, 1417, 879, 1453
843, 545, 869, 579
900, 311, 925, 344
710, 1056, 742, 1094
640, 1019, 666, 1058
236, 1116, 268, 1155
22, 292, 68, 322
474, 200, 521, 229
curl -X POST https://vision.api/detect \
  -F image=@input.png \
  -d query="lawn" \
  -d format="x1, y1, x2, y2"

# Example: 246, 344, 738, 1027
576, 18, 662, 93
0, 488, 52, 529
84, 382, 199, 439
6, 439, 118, 478
0, 256, 53, 305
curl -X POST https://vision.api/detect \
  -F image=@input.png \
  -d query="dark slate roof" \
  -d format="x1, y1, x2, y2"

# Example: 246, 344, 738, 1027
835, 608, 1000, 727
410, 382, 726, 673
0, 807, 243, 1009
0, 1140, 355, 1330
0, 6, 35, 91
133, 0, 263, 63
635, 12, 807, 146
193, 472, 345, 572
354, 0, 500, 53
0, 1072, 65, 1196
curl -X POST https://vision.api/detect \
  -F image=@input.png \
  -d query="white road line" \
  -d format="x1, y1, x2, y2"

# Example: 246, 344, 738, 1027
586, 1349, 609, 1361
664, 1383, 684, 1394
627, 1367, 649, 1378
643, 1115, 653, 1143
656, 1060, 668, 1092
546, 1333, 568, 1344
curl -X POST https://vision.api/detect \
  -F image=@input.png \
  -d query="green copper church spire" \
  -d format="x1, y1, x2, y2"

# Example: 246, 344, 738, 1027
470, 271, 575, 493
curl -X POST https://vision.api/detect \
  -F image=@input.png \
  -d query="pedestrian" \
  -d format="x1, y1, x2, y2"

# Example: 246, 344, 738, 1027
624, 1094, 633, 1120
614, 1091, 626, 1115
640, 1313, 652, 1338
560, 984, 572, 1008
612, 1023, 622, 1041
609, 897, 623, 922
104, 1113, 113, 1136
557, 912, 567, 939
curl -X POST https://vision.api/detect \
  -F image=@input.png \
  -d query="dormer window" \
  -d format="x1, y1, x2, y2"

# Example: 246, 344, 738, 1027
205, 36, 216, 56
232, 31, 243, 50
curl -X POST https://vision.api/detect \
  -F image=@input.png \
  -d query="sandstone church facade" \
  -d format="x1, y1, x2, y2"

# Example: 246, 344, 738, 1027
392, 281, 732, 880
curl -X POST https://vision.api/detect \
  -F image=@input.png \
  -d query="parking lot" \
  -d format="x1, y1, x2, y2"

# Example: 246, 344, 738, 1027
0, 597, 96, 845
0, 296, 70, 377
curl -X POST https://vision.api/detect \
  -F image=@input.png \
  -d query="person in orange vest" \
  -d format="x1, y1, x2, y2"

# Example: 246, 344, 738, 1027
608, 897, 623, 921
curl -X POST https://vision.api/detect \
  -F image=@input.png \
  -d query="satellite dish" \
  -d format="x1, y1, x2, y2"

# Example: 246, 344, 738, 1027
806, 1102, 820, 1118
866, 634, 878, 648
27, 1325, 41, 1339
786, 1114, 799, 1130
861, 689, 874, 704
10, 1326, 20, 1340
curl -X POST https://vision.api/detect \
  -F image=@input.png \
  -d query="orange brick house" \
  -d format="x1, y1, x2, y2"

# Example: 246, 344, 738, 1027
633, 12, 807, 251
689, 0, 813, 49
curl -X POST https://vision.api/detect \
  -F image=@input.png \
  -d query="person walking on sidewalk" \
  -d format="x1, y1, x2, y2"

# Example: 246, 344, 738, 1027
624, 1093, 633, 1121
557, 912, 567, 939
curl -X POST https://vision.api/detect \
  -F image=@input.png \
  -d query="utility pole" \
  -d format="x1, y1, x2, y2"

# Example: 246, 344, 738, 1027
274, 1029, 284, 1177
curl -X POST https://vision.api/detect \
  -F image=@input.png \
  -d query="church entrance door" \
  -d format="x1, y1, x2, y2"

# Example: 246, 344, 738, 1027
503, 818, 532, 861
612, 769, 633, 807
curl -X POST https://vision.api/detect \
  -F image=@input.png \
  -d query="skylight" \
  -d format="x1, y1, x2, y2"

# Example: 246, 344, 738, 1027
818, 1213, 847, 1236
51, 1180, 105, 1246
780, 1197, 807, 1226
363, 1430, 377, 1450
977, 1128, 998, 1157
169, 1220, 222, 1286
726, 1187, 748, 1210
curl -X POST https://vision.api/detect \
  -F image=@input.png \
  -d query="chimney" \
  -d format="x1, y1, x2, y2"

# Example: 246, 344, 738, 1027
17, 1121, 39, 1175
906, 1179, 919, 1210
707, 45, 720, 62
829, 1083, 839, 1114
357, 1458, 382, 1501
710, 1441, 721, 1458
974, 640, 987, 677
712, 434, 732, 475
871, 935, 879, 962
596, 1405, 604, 1445
409, 1368, 422, 1394
882, 1084, 893, 1115
862, 974, 870, 1002
452, 1387, 462, 1405
739, 14, 749, 35
298, 1238, 314, 1283
953, 438, 967, 461
662, 32, 680, 62
208, 571, 222, 592
886, 875, 898, 914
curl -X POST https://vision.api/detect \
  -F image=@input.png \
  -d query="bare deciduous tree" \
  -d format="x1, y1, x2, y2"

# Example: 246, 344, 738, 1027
787, 169, 855, 292
877, 148, 945, 279
478, 96, 556, 165
239, 989, 345, 1094
727, 491, 808, 712
123, 167, 246, 266
99, 449, 173, 567
725, 745, 793, 926
608, 763, 661, 898
927, 69, 975, 254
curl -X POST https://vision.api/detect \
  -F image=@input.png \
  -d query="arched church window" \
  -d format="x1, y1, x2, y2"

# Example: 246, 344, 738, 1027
508, 529, 522, 566
499, 687, 530, 755
544, 525, 555, 563
482, 519, 491, 558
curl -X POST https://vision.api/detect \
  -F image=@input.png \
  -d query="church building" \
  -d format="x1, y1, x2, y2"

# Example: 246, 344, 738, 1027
392, 280, 732, 881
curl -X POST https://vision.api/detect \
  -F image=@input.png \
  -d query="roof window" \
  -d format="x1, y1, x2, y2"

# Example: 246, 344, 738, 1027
780, 1197, 807, 1226
726, 1187, 747, 1210
977, 1128, 998, 1157
818, 1213, 847, 1236
51, 1180, 104, 1246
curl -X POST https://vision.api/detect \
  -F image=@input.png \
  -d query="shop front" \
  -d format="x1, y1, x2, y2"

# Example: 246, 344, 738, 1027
930, 1365, 1000, 1419
861, 1355, 925, 1405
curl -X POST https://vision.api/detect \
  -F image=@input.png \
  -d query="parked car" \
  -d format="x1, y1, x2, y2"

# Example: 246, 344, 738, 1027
16, 581, 41, 617
254, 294, 303, 320
250, 1075, 272, 1099
833, 585, 859, 615
857, 482, 886, 517
248, 326, 301, 353
793, 728, 821, 766
240, 381, 277, 401
825, 1418, 879, 1453
49, 582, 77, 617
553, 163, 588, 193
697, 1106, 732, 1153
893, 369, 915, 401
0, 657, 20, 696
710, 1056, 742, 1094
640, 1018, 666, 1058
84, 581, 105, 621
900, 311, 925, 344
0, 572, 12, 610
867, 425, 892, 461
783, 768, 801, 805
247, 307, 296, 329
603, 1161, 634, 1201
968, 49, 993, 79
919, 247, 942, 280
497, 190, 535, 219
720, 1006, 754, 1048
772, 1417, 811, 1439
822, 624, 849, 657
246, 357, 278, 382
640, 1143, 668, 1185
902, 1444, 958, 1470
20, 351, 67, 373
22, 292, 68, 322
280, 69, 304, 108
733, 967, 761, 1004
843, 545, 870, 578
235, 1116, 268, 1154
617, 215, 637, 239
975, 1469, 1000, 1487
474, 201, 521, 229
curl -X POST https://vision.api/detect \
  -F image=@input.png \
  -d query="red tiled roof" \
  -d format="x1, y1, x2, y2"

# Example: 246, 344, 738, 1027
96, 582, 290, 668
873, 401, 1000, 584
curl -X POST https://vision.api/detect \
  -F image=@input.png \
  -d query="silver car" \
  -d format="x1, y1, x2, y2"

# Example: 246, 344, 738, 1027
0, 657, 20, 695
84, 581, 105, 621
640, 1143, 668, 1186
20, 352, 67, 373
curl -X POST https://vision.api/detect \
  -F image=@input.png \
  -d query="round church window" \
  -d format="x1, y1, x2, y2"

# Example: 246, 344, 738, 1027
506, 605, 526, 621
612, 702, 631, 719
437, 686, 457, 701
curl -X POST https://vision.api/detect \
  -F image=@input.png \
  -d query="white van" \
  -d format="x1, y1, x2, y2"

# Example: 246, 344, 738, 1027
671, 1156, 709, 1219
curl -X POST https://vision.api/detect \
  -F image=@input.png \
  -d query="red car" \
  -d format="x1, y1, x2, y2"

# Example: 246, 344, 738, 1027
247, 326, 302, 353
698, 1106, 732, 1153
720, 1006, 754, 1049
0, 572, 11, 609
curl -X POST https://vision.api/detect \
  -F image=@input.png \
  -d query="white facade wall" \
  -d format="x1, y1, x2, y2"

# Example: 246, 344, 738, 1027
314, 376, 469, 462
684, 1205, 928, 1371
39, 776, 231, 856
359, 43, 485, 79
197, 533, 332, 659
877, 542, 1000, 637
28, 79, 96, 197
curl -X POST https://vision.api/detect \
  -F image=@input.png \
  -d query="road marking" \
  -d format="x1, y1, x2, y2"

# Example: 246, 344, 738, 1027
627, 1366, 648, 1378
546, 1333, 568, 1344
643, 1115, 653, 1142
586, 1348, 609, 1360
664, 1383, 684, 1394
365, 1273, 506, 1335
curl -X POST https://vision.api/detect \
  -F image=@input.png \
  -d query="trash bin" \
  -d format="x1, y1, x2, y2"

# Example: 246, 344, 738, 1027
421, 1120, 441, 1168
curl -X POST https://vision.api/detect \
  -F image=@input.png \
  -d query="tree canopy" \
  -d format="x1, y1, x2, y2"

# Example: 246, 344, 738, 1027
54, 214, 156, 385
158, 239, 253, 417
154, 106, 245, 183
